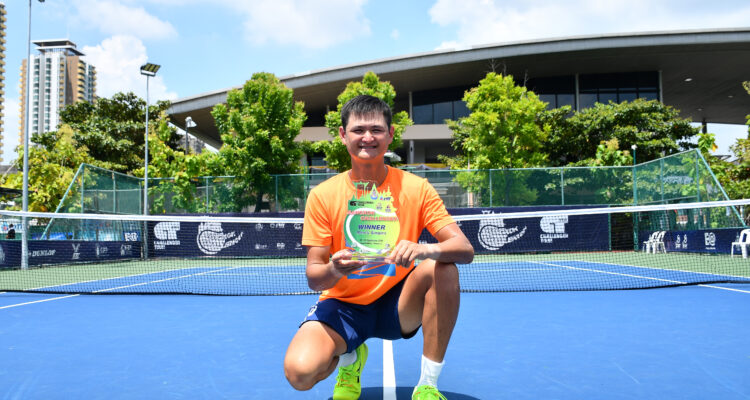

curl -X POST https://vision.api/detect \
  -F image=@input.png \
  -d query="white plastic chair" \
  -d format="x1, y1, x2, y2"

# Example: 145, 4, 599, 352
643, 231, 658, 253
731, 229, 750, 258
652, 231, 666, 253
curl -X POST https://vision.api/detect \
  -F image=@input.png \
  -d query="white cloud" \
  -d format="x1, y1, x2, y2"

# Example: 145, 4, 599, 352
221, 0, 371, 49
2, 97, 20, 164
429, 0, 750, 48
83, 35, 177, 101
72, 0, 177, 40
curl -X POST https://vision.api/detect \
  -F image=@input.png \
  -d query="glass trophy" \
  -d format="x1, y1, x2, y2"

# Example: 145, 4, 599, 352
344, 180, 400, 264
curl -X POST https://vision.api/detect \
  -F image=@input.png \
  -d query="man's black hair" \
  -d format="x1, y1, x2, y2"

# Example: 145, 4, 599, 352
340, 95, 392, 130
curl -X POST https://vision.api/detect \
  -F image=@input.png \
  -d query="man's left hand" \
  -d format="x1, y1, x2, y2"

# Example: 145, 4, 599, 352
385, 240, 441, 266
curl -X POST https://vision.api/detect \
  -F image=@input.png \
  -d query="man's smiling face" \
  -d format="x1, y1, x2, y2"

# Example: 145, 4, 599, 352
339, 112, 394, 162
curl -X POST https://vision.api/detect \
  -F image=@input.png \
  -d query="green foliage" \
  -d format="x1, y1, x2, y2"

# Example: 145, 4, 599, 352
709, 134, 750, 201
35, 92, 181, 174
319, 71, 411, 172
545, 99, 698, 166
697, 132, 717, 155
5, 126, 97, 212
443, 72, 549, 170
440, 72, 549, 206
570, 138, 633, 167
130, 112, 222, 213
703, 81, 750, 205
211, 72, 307, 212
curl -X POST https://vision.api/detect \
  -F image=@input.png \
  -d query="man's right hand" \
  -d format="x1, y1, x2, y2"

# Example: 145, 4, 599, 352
330, 249, 368, 278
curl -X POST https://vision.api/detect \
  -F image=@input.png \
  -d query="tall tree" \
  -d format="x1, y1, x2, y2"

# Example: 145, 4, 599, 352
211, 72, 307, 212
441, 72, 550, 206
34, 92, 181, 174
4, 126, 97, 212
544, 99, 698, 166
319, 71, 411, 172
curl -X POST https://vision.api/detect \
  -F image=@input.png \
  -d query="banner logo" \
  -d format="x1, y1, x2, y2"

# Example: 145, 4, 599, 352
71, 243, 81, 260
96, 244, 108, 258
477, 213, 527, 250
675, 234, 688, 250
540, 215, 569, 243
120, 244, 133, 256
0, 245, 5, 263
154, 222, 180, 240
154, 222, 181, 249
197, 222, 243, 255
704, 232, 716, 250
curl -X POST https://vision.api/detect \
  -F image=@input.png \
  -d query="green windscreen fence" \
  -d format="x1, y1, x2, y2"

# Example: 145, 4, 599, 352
54, 150, 734, 214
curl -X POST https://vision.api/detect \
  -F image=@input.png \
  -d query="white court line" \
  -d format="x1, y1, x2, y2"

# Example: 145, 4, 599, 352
533, 260, 750, 294
698, 284, 750, 294
383, 340, 396, 400
530, 260, 689, 285
0, 266, 245, 309
0, 294, 80, 309
565, 258, 750, 281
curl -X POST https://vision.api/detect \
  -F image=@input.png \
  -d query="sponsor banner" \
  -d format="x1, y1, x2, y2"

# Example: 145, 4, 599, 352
0, 240, 141, 268
421, 206, 610, 253
149, 219, 306, 258
639, 228, 743, 254
150, 206, 608, 258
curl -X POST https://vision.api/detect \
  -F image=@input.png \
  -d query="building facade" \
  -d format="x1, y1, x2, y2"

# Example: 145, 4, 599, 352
168, 29, 750, 165
19, 39, 96, 144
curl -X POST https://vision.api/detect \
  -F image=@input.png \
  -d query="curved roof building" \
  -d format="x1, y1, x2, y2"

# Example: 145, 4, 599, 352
168, 29, 750, 164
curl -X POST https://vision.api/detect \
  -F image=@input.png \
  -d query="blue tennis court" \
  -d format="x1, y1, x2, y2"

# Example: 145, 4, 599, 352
2, 282, 749, 399
2, 202, 750, 398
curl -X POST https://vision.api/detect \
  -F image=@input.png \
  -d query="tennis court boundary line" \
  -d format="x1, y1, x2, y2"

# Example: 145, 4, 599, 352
0, 294, 80, 309
537, 260, 750, 293
564, 258, 750, 281
383, 339, 396, 400
698, 284, 750, 294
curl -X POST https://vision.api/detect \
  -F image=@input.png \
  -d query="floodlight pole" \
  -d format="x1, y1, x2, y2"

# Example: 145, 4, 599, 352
21, 0, 44, 269
140, 63, 160, 260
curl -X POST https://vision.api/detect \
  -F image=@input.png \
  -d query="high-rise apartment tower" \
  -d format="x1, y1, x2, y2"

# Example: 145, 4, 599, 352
19, 39, 96, 144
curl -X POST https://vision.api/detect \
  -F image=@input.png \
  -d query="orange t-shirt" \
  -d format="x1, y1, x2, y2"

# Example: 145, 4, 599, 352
302, 167, 455, 305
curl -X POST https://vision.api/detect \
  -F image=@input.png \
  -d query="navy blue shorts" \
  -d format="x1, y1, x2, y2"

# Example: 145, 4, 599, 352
301, 277, 420, 353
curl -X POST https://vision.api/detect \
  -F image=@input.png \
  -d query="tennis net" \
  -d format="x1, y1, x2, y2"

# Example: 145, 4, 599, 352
1, 199, 749, 295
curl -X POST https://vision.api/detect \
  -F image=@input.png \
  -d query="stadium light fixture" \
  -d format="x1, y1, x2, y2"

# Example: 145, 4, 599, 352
21, 0, 46, 270
139, 63, 160, 77
185, 116, 197, 154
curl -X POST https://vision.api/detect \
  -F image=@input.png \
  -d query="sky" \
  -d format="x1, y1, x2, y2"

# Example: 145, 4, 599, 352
2, 0, 749, 162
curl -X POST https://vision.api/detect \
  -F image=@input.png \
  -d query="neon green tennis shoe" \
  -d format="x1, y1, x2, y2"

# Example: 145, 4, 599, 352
412, 385, 447, 400
332, 343, 368, 400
